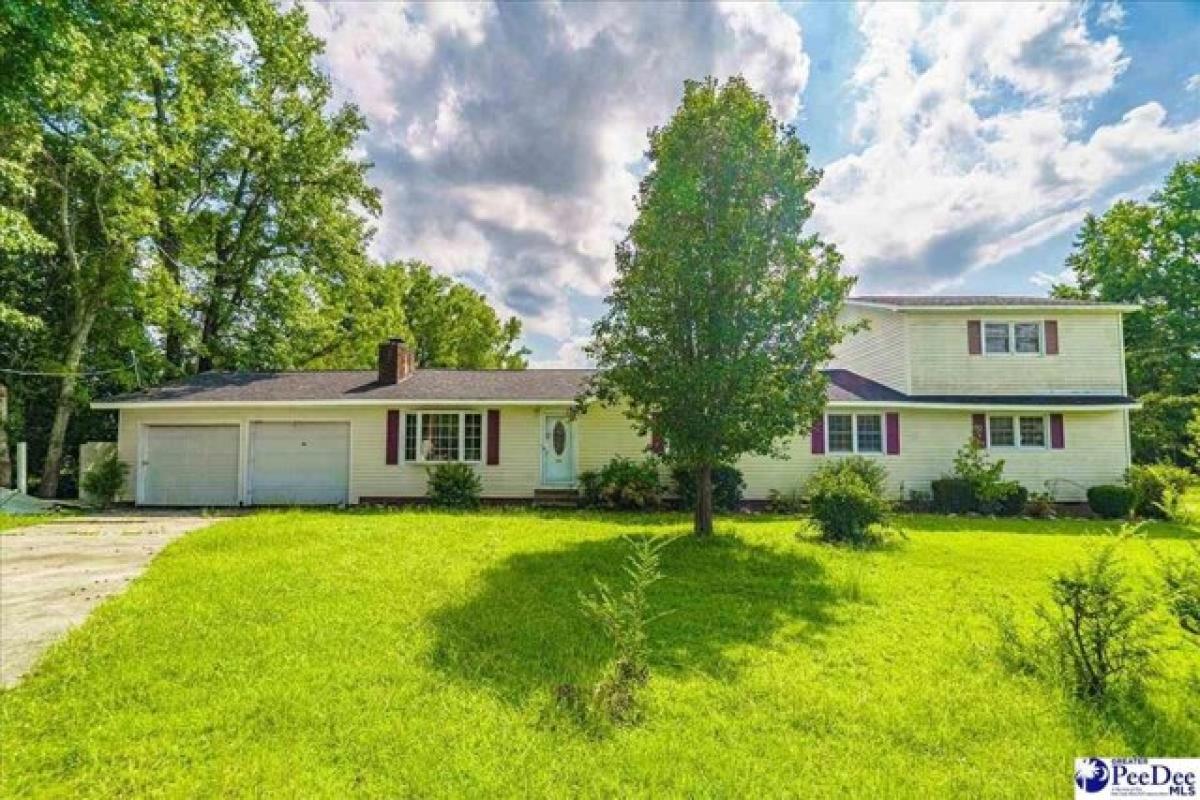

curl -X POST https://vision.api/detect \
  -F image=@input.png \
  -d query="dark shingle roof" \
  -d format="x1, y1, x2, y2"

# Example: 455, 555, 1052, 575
98, 369, 597, 404
94, 367, 1134, 408
851, 295, 1131, 308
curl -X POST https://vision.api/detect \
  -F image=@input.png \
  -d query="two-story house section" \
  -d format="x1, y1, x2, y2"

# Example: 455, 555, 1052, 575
738, 295, 1138, 502
96, 295, 1138, 507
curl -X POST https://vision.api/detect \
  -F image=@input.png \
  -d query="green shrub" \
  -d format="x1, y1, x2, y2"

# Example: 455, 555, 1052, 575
577, 470, 603, 508
931, 478, 974, 513
952, 439, 1012, 510
1126, 463, 1197, 518
1039, 547, 1156, 701
765, 487, 805, 514
806, 462, 890, 546
80, 452, 128, 509
672, 464, 746, 512
995, 545, 1157, 703
1162, 543, 1200, 640
905, 488, 933, 513
1025, 491, 1056, 519
426, 463, 482, 509
820, 455, 888, 494
990, 482, 1029, 517
1087, 484, 1135, 519
595, 457, 662, 510
564, 536, 671, 726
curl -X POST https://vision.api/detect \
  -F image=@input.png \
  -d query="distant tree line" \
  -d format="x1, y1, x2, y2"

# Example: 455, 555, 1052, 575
0, 1, 525, 496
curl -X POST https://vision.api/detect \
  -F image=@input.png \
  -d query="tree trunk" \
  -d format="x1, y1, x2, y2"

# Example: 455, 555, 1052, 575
0, 383, 10, 489
39, 308, 96, 498
151, 66, 185, 372
693, 463, 714, 537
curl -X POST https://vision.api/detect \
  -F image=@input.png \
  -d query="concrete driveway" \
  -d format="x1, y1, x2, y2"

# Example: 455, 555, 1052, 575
0, 513, 221, 687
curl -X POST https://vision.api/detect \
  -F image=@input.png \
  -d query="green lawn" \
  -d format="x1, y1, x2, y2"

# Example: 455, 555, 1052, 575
2, 509, 1197, 798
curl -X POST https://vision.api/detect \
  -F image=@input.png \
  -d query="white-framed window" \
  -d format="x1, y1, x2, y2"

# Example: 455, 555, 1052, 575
985, 321, 1042, 355
987, 414, 1047, 449
404, 411, 484, 463
827, 413, 883, 454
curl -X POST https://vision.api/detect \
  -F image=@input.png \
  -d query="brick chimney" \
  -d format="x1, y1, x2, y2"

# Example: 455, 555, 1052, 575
378, 338, 415, 384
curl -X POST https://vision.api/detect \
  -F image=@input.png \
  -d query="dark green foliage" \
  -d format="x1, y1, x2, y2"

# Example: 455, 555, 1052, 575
1087, 485, 1136, 519
426, 463, 482, 510
765, 487, 805, 514
577, 470, 603, 508
931, 478, 975, 514
1126, 463, 1197, 518
588, 457, 662, 510
806, 460, 890, 545
992, 482, 1029, 517
1131, 394, 1199, 469
80, 453, 128, 509
1025, 492, 1056, 519
906, 488, 933, 513
672, 464, 745, 512
585, 76, 855, 536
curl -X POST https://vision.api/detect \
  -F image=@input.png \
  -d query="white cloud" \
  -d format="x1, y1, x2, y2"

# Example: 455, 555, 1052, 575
1187, 74, 1200, 93
1097, 0, 1126, 28
813, 1, 1198, 291
303, 0, 809, 344
1030, 267, 1077, 289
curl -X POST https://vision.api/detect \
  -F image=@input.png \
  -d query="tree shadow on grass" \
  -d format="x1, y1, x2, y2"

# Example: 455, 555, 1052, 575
428, 532, 851, 704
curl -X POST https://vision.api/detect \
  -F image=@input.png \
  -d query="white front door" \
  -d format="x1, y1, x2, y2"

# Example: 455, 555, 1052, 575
248, 421, 350, 505
541, 414, 575, 485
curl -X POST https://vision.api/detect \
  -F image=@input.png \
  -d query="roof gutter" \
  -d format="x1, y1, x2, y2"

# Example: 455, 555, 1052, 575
90, 398, 584, 410
846, 300, 1141, 313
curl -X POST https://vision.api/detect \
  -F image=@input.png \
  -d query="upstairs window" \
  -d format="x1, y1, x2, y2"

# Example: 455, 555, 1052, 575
984, 322, 1042, 355
984, 323, 1010, 354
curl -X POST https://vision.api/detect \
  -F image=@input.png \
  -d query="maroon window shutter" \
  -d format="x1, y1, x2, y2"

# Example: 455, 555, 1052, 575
1044, 320, 1059, 355
811, 416, 826, 455
385, 410, 400, 465
967, 320, 982, 355
886, 412, 900, 455
972, 413, 987, 446
486, 409, 501, 465
649, 432, 664, 455
1050, 413, 1065, 449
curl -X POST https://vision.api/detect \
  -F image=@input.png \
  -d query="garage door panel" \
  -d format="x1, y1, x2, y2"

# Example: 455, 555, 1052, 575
249, 422, 349, 505
142, 425, 240, 506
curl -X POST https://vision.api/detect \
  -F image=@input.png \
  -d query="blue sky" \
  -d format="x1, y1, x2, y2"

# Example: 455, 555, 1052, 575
305, 1, 1200, 365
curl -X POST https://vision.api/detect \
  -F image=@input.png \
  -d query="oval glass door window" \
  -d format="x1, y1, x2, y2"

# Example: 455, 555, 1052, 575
552, 421, 566, 456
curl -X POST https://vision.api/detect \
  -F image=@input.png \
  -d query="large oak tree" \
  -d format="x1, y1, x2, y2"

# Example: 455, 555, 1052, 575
586, 77, 855, 536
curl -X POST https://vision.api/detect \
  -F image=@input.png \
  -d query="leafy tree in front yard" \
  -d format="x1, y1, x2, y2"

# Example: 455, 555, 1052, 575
585, 76, 854, 536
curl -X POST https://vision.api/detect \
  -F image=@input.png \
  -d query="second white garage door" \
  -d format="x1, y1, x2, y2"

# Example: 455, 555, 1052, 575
248, 422, 350, 506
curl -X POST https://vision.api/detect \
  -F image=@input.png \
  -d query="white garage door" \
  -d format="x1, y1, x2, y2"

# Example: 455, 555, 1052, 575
249, 422, 350, 505
142, 425, 240, 506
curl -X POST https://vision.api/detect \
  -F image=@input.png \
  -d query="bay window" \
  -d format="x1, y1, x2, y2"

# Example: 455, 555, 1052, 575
404, 411, 484, 463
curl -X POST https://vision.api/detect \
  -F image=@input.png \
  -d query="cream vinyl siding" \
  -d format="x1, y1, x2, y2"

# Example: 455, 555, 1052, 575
114, 403, 1126, 505
907, 310, 1126, 395
117, 403, 650, 503
829, 305, 910, 392
735, 408, 1128, 502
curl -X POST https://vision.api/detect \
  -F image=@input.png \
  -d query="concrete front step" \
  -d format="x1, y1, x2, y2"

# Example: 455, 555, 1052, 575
533, 487, 579, 508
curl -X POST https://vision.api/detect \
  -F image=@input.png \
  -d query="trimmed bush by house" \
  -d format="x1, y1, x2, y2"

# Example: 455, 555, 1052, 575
931, 478, 974, 514
80, 453, 128, 509
672, 464, 745, 512
765, 487, 805, 514
1126, 463, 1197, 518
806, 460, 890, 545
427, 463, 482, 509
580, 457, 662, 510
1087, 484, 1135, 519
992, 482, 1029, 517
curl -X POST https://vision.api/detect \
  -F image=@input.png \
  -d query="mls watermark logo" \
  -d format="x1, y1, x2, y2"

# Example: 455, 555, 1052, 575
1075, 757, 1199, 798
